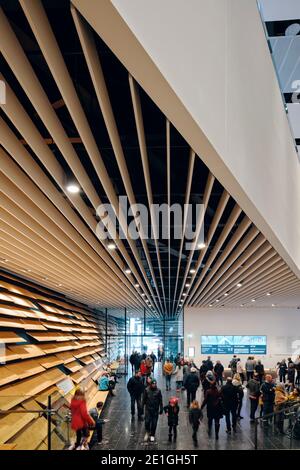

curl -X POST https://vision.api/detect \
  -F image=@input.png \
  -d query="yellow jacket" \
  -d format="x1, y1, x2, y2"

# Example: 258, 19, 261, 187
164, 362, 174, 375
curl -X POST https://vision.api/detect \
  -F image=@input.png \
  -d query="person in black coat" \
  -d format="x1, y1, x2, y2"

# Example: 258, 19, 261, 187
214, 361, 224, 386
163, 397, 180, 441
127, 371, 145, 420
129, 351, 136, 375
184, 368, 200, 407
201, 382, 223, 439
254, 360, 265, 384
287, 363, 295, 385
260, 374, 275, 425
189, 400, 203, 444
221, 377, 240, 433
199, 361, 208, 382
279, 360, 287, 383
143, 379, 163, 442
205, 356, 214, 371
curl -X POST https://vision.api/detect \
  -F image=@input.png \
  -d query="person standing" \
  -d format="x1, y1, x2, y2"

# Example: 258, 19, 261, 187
245, 356, 256, 382
140, 359, 148, 385
254, 360, 265, 384
201, 382, 223, 440
214, 360, 224, 386
163, 358, 174, 391
163, 397, 180, 442
205, 356, 214, 371
189, 400, 203, 445
260, 374, 275, 426
184, 367, 200, 408
295, 356, 300, 386
274, 383, 287, 434
233, 374, 244, 419
287, 362, 296, 386
143, 379, 163, 442
174, 361, 184, 391
129, 351, 136, 375
221, 377, 239, 434
236, 359, 245, 384
69, 389, 95, 450
246, 372, 261, 422
127, 370, 145, 420
199, 360, 208, 383
279, 360, 288, 383
202, 370, 216, 395
229, 355, 238, 376
150, 352, 157, 372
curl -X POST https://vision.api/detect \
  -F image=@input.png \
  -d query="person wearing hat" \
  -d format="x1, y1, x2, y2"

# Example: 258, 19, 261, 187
142, 378, 163, 442
184, 367, 200, 408
163, 397, 180, 442
202, 370, 216, 395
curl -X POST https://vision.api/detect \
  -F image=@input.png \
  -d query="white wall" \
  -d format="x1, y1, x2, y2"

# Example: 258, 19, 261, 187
184, 307, 300, 369
73, 0, 300, 278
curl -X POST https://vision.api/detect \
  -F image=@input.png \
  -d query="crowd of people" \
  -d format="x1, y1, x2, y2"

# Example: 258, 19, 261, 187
68, 352, 300, 449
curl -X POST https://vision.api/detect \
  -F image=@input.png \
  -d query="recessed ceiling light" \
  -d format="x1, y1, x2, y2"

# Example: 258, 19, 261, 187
182, 293, 187, 297
57, 283, 63, 287
216, 299, 220, 303
251, 299, 256, 302
267, 292, 271, 296
240, 304, 244, 307
190, 269, 196, 274
141, 293, 145, 296
125, 269, 131, 274
209, 304, 213, 307
107, 242, 116, 250
224, 292, 229, 297
134, 283, 139, 288
185, 283, 190, 287
272, 304, 276, 307
197, 242, 206, 249
237, 283, 243, 288
66, 183, 80, 194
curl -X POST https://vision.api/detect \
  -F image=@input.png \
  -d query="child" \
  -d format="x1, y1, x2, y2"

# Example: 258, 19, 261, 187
189, 400, 203, 444
163, 397, 180, 442
89, 401, 105, 445
69, 388, 95, 450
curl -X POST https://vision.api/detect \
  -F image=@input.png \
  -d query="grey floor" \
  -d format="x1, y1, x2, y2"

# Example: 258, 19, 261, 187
92, 365, 299, 451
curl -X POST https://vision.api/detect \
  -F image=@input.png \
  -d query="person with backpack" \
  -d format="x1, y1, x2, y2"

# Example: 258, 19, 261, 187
229, 355, 238, 376
245, 356, 256, 382
201, 381, 223, 440
163, 397, 180, 442
69, 389, 95, 450
143, 379, 163, 442
127, 370, 145, 420
189, 400, 203, 445
184, 367, 200, 407
246, 372, 261, 422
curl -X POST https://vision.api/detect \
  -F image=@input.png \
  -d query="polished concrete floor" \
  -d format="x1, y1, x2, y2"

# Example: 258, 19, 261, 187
92, 365, 299, 451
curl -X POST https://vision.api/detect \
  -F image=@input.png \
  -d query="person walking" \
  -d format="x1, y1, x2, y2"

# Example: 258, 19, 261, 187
236, 359, 245, 384
229, 355, 238, 376
254, 360, 265, 384
279, 360, 287, 383
287, 362, 296, 386
260, 374, 275, 426
174, 361, 184, 391
150, 352, 157, 372
245, 356, 256, 382
221, 377, 239, 434
69, 389, 95, 450
201, 382, 223, 440
202, 370, 215, 395
184, 367, 200, 408
295, 356, 300, 386
163, 358, 174, 391
143, 379, 163, 442
246, 372, 261, 422
127, 370, 145, 420
199, 360, 208, 383
163, 397, 180, 442
205, 356, 214, 371
232, 374, 244, 420
274, 383, 288, 435
129, 351, 136, 375
140, 359, 148, 385
189, 400, 203, 445
214, 360, 224, 386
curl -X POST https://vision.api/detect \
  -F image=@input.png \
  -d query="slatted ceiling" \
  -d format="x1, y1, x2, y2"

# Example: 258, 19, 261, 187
0, 331, 26, 343
27, 332, 77, 342
0, 409, 37, 444
0, 367, 19, 387
64, 360, 82, 373
5, 360, 46, 380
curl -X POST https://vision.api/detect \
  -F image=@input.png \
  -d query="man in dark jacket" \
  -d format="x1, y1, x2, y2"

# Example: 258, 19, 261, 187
214, 360, 224, 386
143, 379, 163, 442
205, 356, 214, 371
199, 361, 208, 382
184, 367, 200, 408
129, 351, 136, 375
221, 377, 239, 433
246, 373, 261, 422
260, 374, 275, 425
127, 371, 144, 420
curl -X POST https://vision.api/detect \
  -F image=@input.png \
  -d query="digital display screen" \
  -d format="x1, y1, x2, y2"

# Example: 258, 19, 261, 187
201, 336, 267, 355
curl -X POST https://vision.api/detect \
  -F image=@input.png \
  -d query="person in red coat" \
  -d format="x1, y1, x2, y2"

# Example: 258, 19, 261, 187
140, 359, 148, 385
70, 388, 95, 450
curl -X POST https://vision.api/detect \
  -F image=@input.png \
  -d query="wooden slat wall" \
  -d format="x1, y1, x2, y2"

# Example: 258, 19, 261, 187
0, 273, 121, 450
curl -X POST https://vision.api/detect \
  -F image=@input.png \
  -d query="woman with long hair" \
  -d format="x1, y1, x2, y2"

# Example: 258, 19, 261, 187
69, 388, 95, 450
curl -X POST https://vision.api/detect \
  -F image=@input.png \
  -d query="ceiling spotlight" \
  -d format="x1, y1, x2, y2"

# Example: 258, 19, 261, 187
190, 269, 196, 274
197, 242, 206, 249
125, 269, 132, 274
107, 242, 116, 250
57, 283, 63, 287
224, 292, 229, 297
134, 283, 139, 288
240, 304, 244, 307
216, 299, 220, 303
209, 304, 213, 307
272, 304, 276, 307
185, 283, 190, 287
251, 299, 256, 302
266, 292, 271, 296
141, 293, 145, 296
66, 183, 80, 194
237, 282, 243, 288
182, 293, 187, 297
